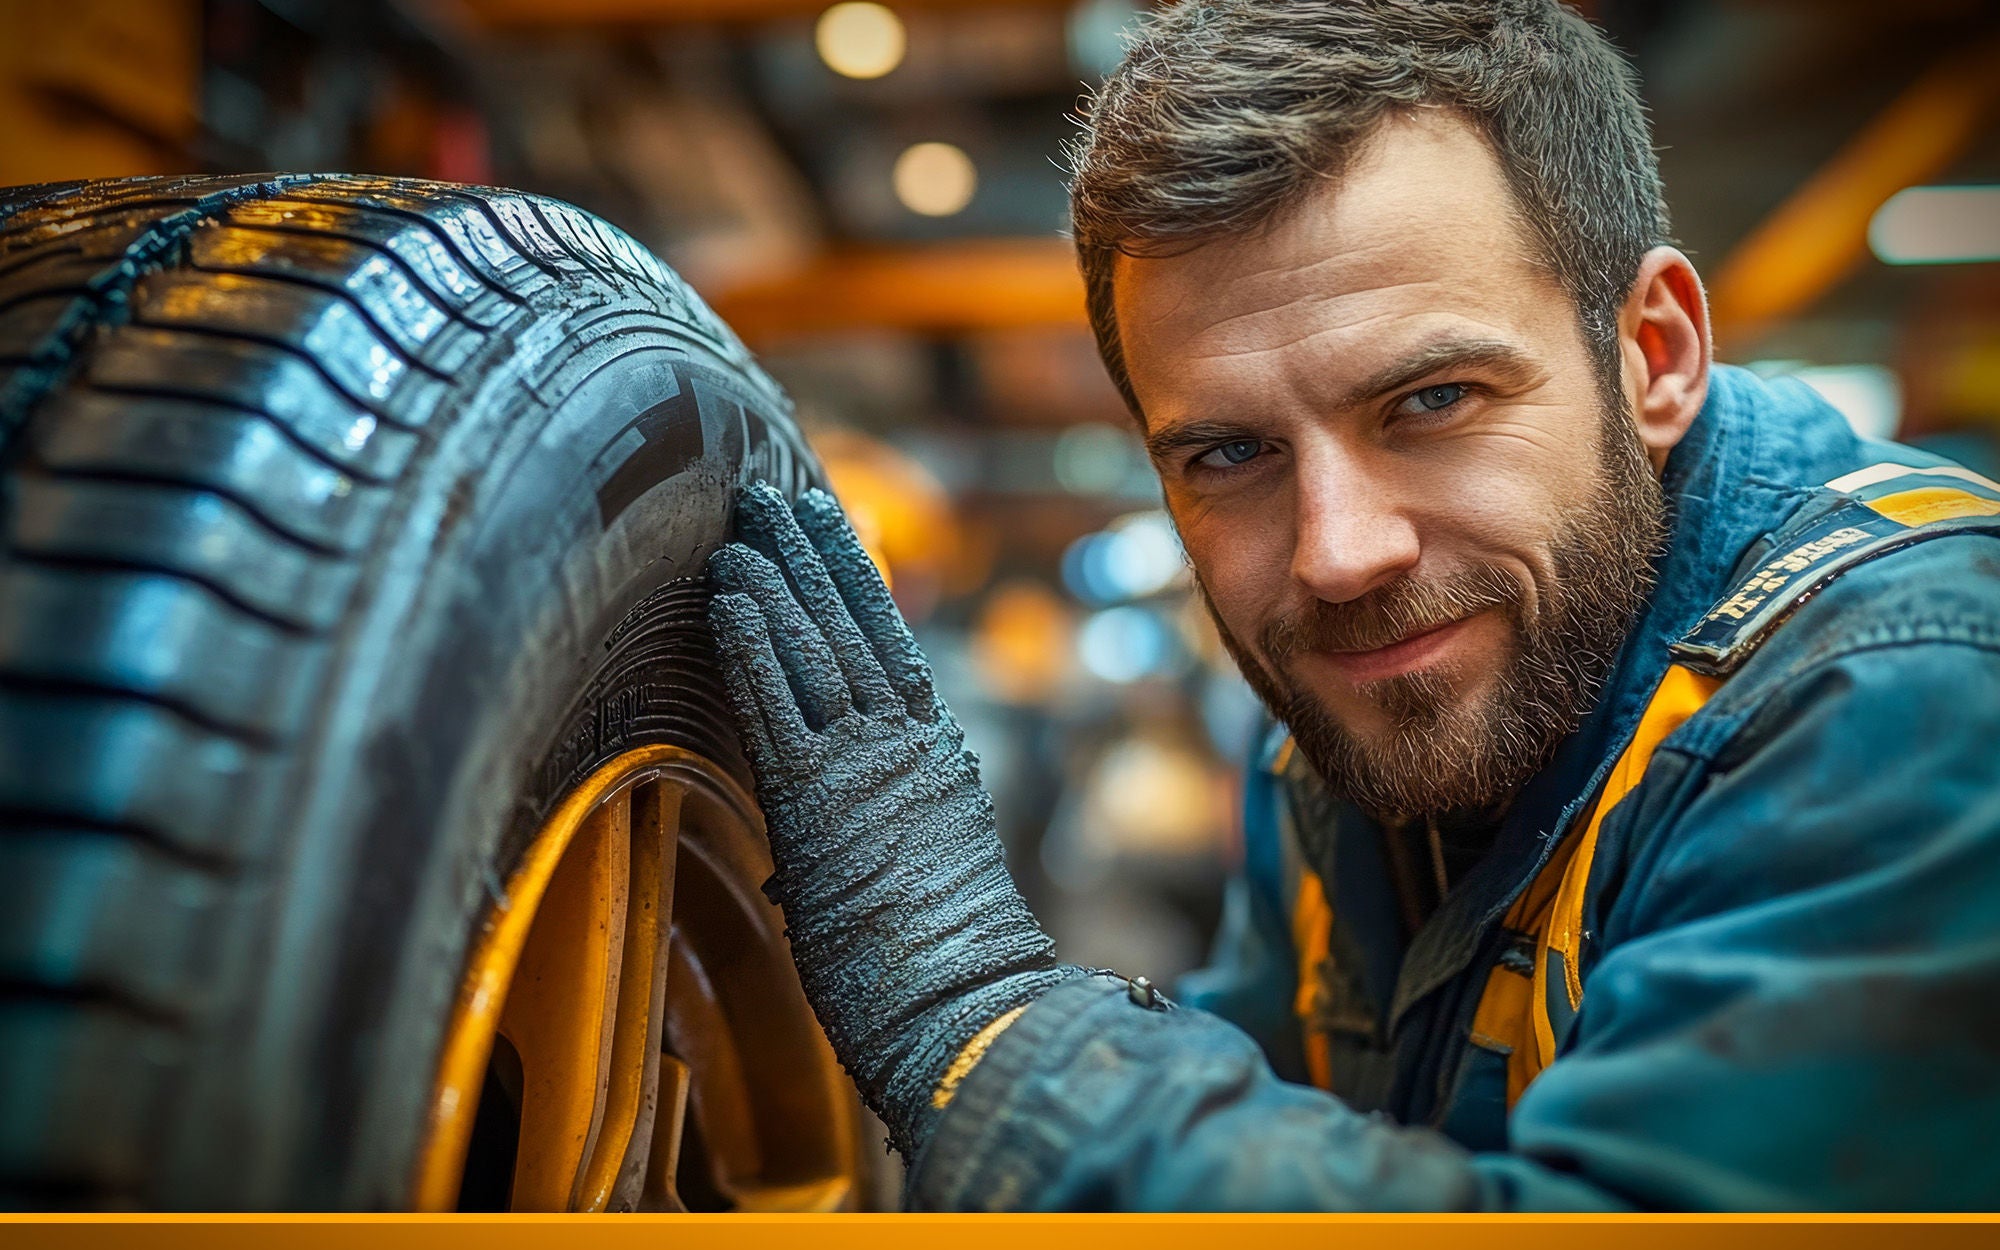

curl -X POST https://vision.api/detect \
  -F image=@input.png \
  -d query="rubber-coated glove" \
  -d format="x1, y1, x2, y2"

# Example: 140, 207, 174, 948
705, 482, 1085, 1159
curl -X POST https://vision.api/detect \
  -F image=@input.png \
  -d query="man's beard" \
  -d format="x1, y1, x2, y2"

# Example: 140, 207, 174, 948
1200, 405, 1667, 821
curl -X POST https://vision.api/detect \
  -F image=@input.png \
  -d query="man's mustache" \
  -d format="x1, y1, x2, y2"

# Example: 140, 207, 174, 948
1260, 566, 1522, 662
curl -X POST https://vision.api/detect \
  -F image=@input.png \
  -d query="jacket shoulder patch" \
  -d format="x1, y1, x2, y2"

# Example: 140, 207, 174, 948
1671, 462, 2000, 676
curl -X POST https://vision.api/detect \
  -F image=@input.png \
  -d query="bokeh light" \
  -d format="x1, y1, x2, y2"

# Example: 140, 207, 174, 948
814, 2, 907, 80
1085, 737, 1233, 856
1077, 605, 1176, 683
1062, 511, 1187, 606
892, 141, 977, 217
1054, 422, 1142, 494
1748, 361, 1905, 441
1795, 364, 1904, 441
1869, 186, 2000, 266
970, 579, 1076, 704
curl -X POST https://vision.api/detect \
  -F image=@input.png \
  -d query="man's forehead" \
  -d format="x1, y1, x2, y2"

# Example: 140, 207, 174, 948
1113, 110, 1560, 384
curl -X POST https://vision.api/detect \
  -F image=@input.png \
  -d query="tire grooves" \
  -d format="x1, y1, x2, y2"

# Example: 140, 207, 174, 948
433, 188, 570, 281
0, 176, 302, 240
527, 200, 621, 289
286, 182, 566, 287
0, 813, 243, 877
0, 673, 284, 753
81, 381, 409, 482
0, 284, 95, 318
27, 461, 358, 558
121, 313, 431, 426
253, 194, 532, 307
0, 248, 87, 285
178, 257, 459, 382
0, 182, 88, 233
0, 175, 323, 456
199, 220, 490, 331
3, 548, 324, 639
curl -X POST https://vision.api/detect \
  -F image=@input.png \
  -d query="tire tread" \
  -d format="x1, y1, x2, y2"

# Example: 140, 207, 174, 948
0, 172, 781, 1206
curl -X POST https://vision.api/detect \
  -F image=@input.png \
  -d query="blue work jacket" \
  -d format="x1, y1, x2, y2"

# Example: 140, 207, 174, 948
908, 364, 2000, 1210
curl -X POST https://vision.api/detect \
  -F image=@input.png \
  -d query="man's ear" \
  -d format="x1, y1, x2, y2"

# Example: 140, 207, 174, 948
1618, 246, 1711, 472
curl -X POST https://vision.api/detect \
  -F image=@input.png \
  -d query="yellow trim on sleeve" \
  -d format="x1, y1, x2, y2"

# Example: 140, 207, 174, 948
930, 1004, 1031, 1111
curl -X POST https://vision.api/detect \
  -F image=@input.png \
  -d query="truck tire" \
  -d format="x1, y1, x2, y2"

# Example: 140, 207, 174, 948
0, 173, 869, 1211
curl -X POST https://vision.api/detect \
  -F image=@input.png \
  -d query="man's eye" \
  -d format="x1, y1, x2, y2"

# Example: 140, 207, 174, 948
1198, 439, 1264, 468
1402, 383, 1466, 414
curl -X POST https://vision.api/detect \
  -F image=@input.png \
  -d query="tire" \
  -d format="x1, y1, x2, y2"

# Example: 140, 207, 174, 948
0, 173, 831, 1209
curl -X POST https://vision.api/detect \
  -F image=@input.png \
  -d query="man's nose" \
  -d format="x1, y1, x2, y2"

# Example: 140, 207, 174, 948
1289, 453, 1420, 604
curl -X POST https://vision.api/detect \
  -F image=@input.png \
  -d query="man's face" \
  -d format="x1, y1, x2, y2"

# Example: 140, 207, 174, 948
1117, 110, 1666, 819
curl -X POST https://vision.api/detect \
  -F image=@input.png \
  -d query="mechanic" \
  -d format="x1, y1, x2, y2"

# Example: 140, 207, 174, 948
705, 0, 2000, 1211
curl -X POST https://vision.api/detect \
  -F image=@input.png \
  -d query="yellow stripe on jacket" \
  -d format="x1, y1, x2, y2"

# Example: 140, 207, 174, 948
1483, 663, 1722, 1101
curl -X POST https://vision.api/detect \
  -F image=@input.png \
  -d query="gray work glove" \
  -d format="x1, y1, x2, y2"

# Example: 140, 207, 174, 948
705, 483, 1084, 1159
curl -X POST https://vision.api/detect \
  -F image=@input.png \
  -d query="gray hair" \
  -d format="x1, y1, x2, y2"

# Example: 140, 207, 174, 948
1068, 0, 1670, 417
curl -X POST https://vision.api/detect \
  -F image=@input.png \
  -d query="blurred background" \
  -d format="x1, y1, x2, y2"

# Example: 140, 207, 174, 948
4, 0, 1997, 983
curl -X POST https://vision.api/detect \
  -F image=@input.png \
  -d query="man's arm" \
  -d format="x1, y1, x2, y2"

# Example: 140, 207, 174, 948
908, 628, 2000, 1210
710, 485, 2000, 1210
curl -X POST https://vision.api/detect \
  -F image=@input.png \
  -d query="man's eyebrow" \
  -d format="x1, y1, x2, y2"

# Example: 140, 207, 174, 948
1143, 418, 1254, 461
1341, 337, 1541, 406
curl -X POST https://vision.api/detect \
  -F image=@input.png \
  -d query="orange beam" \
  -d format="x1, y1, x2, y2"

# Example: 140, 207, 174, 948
704, 238, 1086, 345
1707, 37, 2000, 351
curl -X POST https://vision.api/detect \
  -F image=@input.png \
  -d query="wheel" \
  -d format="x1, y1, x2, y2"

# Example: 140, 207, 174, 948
0, 173, 878, 1210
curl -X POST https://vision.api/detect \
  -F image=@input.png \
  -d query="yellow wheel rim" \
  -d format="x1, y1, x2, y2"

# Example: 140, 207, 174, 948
414, 745, 861, 1212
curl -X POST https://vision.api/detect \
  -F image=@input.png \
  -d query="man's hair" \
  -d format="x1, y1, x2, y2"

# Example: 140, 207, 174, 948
1068, 0, 1669, 418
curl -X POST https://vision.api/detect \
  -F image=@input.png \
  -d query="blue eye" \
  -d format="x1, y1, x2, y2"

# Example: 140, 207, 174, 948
1410, 383, 1465, 412
1210, 439, 1262, 465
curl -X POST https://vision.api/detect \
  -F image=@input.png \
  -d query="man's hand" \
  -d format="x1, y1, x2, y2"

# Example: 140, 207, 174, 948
705, 483, 1082, 1158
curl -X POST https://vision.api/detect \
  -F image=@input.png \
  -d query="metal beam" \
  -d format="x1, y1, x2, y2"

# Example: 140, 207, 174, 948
705, 237, 1085, 345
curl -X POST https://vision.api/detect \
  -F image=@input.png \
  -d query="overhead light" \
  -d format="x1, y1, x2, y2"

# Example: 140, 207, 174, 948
1869, 185, 2000, 265
893, 141, 977, 217
815, 2, 906, 80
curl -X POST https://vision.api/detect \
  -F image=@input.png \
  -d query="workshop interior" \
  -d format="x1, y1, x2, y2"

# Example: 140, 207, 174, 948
2, 0, 1998, 1215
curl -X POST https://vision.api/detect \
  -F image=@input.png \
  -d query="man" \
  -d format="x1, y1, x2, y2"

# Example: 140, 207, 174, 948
706, 0, 2000, 1210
